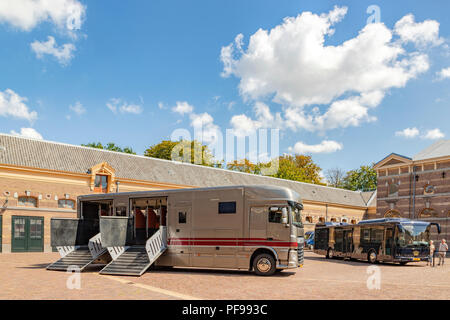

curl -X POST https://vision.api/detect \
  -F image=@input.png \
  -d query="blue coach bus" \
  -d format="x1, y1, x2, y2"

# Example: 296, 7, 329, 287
314, 218, 441, 265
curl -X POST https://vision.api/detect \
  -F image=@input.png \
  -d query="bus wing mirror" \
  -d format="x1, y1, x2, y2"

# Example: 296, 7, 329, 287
431, 223, 441, 234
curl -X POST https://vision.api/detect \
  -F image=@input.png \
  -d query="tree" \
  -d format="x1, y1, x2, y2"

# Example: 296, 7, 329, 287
343, 164, 377, 191
227, 159, 261, 174
144, 140, 214, 166
270, 154, 324, 185
325, 167, 346, 188
82, 142, 136, 154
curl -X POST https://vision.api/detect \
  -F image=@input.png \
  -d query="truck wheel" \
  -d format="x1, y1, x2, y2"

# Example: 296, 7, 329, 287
326, 248, 334, 259
368, 250, 377, 264
253, 253, 276, 276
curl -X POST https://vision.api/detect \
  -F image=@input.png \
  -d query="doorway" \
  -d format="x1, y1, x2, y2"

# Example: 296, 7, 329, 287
11, 216, 44, 252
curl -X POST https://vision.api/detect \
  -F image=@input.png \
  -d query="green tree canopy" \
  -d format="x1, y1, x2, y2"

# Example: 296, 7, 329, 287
270, 154, 324, 185
81, 142, 136, 154
343, 164, 377, 191
227, 159, 261, 174
144, 140, 214, 166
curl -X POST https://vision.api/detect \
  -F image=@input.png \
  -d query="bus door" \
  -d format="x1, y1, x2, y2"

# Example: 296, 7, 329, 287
343, 229, 353, 256
383, 227, 394, 260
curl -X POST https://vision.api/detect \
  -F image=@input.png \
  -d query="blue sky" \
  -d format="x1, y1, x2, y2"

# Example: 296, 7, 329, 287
0, 0, 449, 177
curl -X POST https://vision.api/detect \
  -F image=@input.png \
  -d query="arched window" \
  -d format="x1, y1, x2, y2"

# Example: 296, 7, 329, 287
330, 217, 337, 222
341, 218, 348, 223
385, 209, 401, 218
418, 208, 437, 219
18, 196, 37, 207
351, 219, 357, 224
318, 217, 325, 223
305, 216, 313, 223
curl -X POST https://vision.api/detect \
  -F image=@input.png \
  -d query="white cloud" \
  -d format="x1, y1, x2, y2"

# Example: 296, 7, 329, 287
394, 14, 443, 48
221, 7, 439, 133
0, 0, 86, 32
436, 67, 450, 80
289, 140, 343, 154
0, 88, 37, 121
106, 98, 143, 115
189, 112, 220, 145
395, 127, 420, 138
423, 128, 444, 140
10, 127, 43, 140
69, 101, 85, 115
30, 36, 75, 65
172, 101, 194, 115
230, 101, 283, 136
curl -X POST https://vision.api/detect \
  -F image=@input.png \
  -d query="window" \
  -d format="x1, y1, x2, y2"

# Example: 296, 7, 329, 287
305, 216, 313, 223
351, 219, 357, 224
268, 208, 283, 223
30, 219, 42, 239
362, 229, 370, 242
18, 196, 37, 207
385, 209, 401, 218
58, 199, 75, 209
218, 202, 236, 214
371, 229, 384, 243
178, 211, 186, 224
115, 206, 127, 216
94, 175, 109, 192
14, 218, 25, 238
318, 217, 325, 223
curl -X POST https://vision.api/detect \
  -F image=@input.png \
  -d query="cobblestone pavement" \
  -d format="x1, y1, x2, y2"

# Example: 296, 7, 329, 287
0, 251, 449, 300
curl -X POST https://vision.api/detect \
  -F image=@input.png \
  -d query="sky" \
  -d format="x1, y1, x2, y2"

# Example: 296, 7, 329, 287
0, 0, 449, 177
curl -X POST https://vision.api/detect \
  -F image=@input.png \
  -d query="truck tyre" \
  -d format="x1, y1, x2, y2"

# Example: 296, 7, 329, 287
326, 248, 334, 259
253, 253, 276, 276
368, 250, 377, 264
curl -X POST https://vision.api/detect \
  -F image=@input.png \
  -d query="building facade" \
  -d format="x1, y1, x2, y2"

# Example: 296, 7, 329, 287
374, 140, 450, 240
0, 134, 375, 253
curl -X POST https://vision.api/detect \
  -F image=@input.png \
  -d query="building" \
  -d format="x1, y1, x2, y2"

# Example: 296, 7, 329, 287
374, 140, 450, 240
0, 133, 375, 253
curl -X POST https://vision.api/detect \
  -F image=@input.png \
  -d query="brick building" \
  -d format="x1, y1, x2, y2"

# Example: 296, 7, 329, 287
374, 140, 450, 240
0, 133, 375, 253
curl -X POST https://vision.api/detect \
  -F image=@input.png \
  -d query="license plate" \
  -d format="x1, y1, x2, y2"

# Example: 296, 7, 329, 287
413, 258, 420, 261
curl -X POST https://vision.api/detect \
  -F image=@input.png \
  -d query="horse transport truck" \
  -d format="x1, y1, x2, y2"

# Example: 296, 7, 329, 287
48, 185, 304, 276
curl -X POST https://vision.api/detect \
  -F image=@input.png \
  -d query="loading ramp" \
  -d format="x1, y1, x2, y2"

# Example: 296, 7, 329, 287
47, 233, 108, 271
100, 227, 167, 276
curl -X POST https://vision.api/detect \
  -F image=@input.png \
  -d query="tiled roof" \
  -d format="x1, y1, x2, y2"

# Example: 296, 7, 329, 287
413, 140, 450, 161
0, 133, 372, 208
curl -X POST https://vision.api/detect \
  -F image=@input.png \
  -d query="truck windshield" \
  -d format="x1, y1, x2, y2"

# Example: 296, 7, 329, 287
289, 202, 303, 228
397, 223, 430, 247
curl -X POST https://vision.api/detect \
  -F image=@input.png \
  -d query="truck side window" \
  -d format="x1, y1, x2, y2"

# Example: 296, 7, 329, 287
268, 209, 282, 223
178, 211, 186, 224
218, 202, 236, 214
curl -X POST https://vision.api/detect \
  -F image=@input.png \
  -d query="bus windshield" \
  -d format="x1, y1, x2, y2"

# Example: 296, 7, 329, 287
289, 202, 303, 228
397, 223, 430, 247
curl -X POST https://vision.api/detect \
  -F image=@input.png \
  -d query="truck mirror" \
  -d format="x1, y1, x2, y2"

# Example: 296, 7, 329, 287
281, 208, 288, 225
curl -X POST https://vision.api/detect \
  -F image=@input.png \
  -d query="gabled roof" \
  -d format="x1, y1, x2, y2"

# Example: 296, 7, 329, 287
413, 140, 450, 161
374, 152, 412, 169
0, 133, 372, 208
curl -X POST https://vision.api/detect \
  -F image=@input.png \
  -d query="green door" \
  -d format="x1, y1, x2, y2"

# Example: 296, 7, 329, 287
11, 216, 44, 252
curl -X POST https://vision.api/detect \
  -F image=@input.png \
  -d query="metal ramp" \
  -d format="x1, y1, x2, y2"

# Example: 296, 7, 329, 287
100, 227, 167, 276
47, 233, 108, 271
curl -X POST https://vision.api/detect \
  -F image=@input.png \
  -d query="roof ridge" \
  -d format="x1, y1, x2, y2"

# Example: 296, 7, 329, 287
0, 132, 367, 196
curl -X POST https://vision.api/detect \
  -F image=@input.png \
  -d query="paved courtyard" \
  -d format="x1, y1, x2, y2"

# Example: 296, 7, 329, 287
0, 251, 449, 300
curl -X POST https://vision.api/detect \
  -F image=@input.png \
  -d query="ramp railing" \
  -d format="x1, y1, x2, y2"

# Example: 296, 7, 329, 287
107, 246, 128, 261
145, 226, 167, 264
57, 246, 79, 258
88, 233, 107, 260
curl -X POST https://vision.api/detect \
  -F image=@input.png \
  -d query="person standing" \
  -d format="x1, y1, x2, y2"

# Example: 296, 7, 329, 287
428, 240, 435, 267
438, 239, 448, 266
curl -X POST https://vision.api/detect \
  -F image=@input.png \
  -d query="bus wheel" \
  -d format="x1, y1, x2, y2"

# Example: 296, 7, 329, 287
368, 250, 377, 264
326, 248, 334, 259
253, 253, 276, 276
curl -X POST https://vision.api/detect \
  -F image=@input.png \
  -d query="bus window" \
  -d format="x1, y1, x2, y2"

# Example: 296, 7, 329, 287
362, 228, 370, 242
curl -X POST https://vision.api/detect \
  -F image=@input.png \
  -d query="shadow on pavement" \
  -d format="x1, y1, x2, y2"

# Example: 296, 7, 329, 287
149, 266, 296, 277
305, 254, 426, 267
